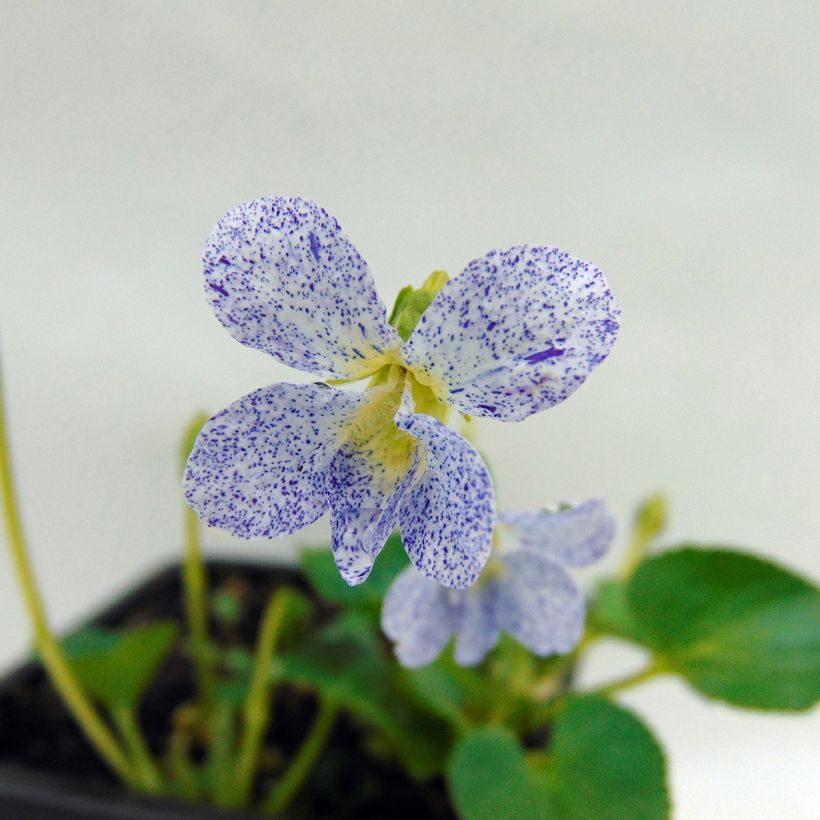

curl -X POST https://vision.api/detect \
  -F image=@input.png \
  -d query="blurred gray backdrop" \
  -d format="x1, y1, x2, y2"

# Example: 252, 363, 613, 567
1, 3, 818, 817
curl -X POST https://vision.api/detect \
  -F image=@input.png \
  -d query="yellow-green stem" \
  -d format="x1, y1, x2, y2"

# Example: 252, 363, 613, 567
231, 589, 291, 806
0, 365, 134, 785
263, 699, 338, 815
112, 705, 164, 794
179, 412, 214, 707
592, 660, 666, 698
184, 504, 213, 705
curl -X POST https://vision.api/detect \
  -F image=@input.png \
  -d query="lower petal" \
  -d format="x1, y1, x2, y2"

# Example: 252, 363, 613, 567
323, 382, 421, 585
183, 382, 363, 539
395, 410, 495, 590
381, 567, 456, 667
453, 584, 501, 666
495, 552, 585, 656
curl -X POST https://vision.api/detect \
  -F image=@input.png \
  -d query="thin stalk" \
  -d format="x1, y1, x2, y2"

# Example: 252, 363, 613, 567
263, 699, 338, 815
112, 705, 164, 793
0, 365, 134, 784
209, 700, 238, 806
591, 660, 666, 698
184, 504, 213, 704
536, 659, 665, 725
230, 589, 291, 806
179, 412, 214, 706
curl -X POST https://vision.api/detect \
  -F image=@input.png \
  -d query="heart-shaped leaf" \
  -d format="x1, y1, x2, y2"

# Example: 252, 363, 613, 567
627, 547, 820, 710
448, 696, 668, 820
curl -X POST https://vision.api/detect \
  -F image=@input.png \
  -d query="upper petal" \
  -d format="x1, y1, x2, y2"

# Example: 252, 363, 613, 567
395, 407, 495, 590
381, 566, 457, 668
403, 245, 620, 421
204, 197, 401, 379
183, 382, 364, 538
499, 498, 615, 568
495, 552, 585, 656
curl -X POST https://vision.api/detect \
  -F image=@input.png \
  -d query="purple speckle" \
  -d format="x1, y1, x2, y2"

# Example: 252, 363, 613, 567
308, 231, 321, 262
523, 347, 565, 365
209, 282, 229, 297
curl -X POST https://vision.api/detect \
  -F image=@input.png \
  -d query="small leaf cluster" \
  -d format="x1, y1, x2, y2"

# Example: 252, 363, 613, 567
57, 503, 819, 818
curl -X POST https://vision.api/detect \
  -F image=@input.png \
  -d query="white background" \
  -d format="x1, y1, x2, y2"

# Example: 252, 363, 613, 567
1, 2, 818, 817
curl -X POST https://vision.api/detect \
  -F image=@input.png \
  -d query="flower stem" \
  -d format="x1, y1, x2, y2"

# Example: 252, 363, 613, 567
179, 413, 214, 707
0, 363, 134, 785
263, 698, 338, 815
184, 504, 213, 704
230, 588, 292, 806
112, 705, 164, 793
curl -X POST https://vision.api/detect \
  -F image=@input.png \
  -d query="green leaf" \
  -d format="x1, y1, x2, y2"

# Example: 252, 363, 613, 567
448, 728, 556, 820
544, 697, 669, 820
299, 532, 409, 606
62, 622, 179, 709
277, 611, 451, 778
448, 697, 668, 820
627, 546, 820, 710
587, 579, 642, 642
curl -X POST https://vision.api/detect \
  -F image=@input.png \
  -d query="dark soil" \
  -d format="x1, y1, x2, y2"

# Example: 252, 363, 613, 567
0, 560, 457, 819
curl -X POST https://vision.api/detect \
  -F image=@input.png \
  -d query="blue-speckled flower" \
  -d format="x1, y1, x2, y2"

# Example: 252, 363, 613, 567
381, 499, 615, 667
184, 196, 619, 589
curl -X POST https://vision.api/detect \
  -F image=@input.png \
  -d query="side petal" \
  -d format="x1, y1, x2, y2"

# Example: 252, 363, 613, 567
395, 409, 494, 590
403, 245, 620, 421
499, 498, 615, 567
204, 197, 401, 379
381, 567, 457, 668
495, 552, 585, 656
183, 382, 363, 539
453, 584, 501, 666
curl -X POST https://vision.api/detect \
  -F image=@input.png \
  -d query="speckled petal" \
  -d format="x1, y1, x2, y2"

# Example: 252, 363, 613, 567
395, 408, 494, 590
183, 382, 364, 539
381, 567, 456, 667
403, 245, 620, 421
499, 498, 615, 567
324, 443, 421, 586
453, 585, 501, 666
496, 552, 585, 656
204, 197, 402, 380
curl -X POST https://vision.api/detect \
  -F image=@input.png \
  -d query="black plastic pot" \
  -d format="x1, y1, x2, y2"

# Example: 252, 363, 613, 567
0, 560, 288, 820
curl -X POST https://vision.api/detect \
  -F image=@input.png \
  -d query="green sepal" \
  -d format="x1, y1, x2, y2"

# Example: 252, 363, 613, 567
388, 270, 449, 341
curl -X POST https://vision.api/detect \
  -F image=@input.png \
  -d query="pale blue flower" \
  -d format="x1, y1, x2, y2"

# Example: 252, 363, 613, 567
184, 197, 619, 589
381, 499, 615, 666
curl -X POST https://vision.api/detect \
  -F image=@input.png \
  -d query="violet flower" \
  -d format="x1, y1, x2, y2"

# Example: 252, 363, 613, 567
184, 197, 619, 589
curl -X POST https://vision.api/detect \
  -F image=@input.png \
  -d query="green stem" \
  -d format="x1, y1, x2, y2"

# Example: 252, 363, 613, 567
591, 661, 666, 698
0, 364, 134, 785
209, 700, 238, 806
263, 699, 338, 815
230, 589, 291, 806
180, 412, 214, 706
112, 705, 164, 794
184, 504, 213, 705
